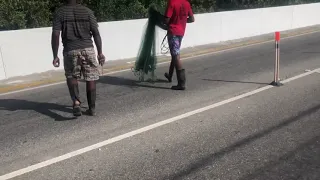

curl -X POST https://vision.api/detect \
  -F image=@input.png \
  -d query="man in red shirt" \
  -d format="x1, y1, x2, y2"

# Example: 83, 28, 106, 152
164, 0, 194, 90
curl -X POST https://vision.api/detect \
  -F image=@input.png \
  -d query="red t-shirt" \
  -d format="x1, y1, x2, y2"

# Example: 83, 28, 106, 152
164, 0, 193, 36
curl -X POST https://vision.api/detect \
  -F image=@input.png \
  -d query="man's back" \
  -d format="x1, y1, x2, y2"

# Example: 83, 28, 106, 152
53, 4, 98, 52
165, 0, 192, 36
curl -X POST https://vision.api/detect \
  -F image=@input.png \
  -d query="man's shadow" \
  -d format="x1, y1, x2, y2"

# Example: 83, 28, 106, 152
98, 75, 171, 90
0, 99, 76, 121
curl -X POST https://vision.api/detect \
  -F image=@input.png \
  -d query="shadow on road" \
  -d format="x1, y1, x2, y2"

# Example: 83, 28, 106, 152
0, 99, 76, 121
164, 103, 320, 180
98, 76, 171, 90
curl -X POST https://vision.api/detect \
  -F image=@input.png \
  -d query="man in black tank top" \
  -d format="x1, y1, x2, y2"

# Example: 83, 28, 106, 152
51, 0, 105, 117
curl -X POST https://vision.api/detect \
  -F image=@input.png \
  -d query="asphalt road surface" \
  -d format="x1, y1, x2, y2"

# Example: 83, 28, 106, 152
0, 31, 319, 180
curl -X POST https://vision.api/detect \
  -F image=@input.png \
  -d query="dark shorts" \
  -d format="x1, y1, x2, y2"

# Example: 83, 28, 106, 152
168, 35, 183, 56
63, 47, 100, 81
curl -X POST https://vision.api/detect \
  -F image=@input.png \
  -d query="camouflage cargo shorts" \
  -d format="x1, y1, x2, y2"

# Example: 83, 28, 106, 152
63, 47, 100, 81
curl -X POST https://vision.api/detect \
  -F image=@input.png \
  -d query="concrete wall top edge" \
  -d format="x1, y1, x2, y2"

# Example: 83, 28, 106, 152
0, 2, 319, 34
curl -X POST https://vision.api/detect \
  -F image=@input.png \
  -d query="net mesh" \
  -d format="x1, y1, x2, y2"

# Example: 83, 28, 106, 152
132, 6, 167, 82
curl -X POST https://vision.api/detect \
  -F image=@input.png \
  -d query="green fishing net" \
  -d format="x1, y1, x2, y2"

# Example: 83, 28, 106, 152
132, 6, 168, 82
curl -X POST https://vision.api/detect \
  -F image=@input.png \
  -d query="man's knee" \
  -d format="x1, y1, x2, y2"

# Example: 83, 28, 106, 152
86, 80, 96, 91
83, 68, 99, 81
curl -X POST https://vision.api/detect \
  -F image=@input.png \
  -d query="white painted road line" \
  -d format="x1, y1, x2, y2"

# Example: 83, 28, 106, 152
0, 68, 319, 180
0, 30, 319, 97
282, 68, 320, 83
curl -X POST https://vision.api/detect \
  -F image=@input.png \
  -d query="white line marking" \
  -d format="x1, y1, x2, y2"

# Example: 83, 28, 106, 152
0, 68, 319, 180
0, 30, 319, 97
282, 68, 320, 83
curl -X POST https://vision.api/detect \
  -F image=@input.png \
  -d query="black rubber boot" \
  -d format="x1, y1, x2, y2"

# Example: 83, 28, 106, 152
171, 69, 186, 90
86, 90, 96, 116
164, 73, 172, 82
164, 60, 174, 82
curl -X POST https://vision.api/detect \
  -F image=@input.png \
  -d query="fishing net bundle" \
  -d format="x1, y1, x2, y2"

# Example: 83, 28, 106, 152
132, 6, 168, 82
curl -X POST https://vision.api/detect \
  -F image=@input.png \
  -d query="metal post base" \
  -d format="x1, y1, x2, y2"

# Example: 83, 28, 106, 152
270, 81, 283, 87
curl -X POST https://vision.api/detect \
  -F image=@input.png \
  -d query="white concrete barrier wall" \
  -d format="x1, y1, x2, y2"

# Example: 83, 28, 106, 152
0, 3, 319, 80
180, 13, 222, 49
0, 27, 65, 78
0, 47, 6, 80
99, 19, 148, 61
259, 6, 293, 34
220, 9, 262, 41
292, 3, 320, 28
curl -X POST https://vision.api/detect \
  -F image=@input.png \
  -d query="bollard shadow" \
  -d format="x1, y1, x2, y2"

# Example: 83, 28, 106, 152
202, 79, 269, 85
98, 76, 171, 90
163, 103, 320, 180
0, 99, 76, 121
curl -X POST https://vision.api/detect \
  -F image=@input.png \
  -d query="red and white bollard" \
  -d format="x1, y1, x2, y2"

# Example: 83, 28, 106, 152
271, 31, 283, 86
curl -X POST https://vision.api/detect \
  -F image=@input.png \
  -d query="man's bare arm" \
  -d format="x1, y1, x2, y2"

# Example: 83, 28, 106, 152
89, 11, 102, 55
51, 30, 60, 59
51, 9, 61, 60
92, 29, 102, 55
164, 17, 170, 25
187, 15, 195, 23
187, 8, 195, 23
164, 0, 173, 26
